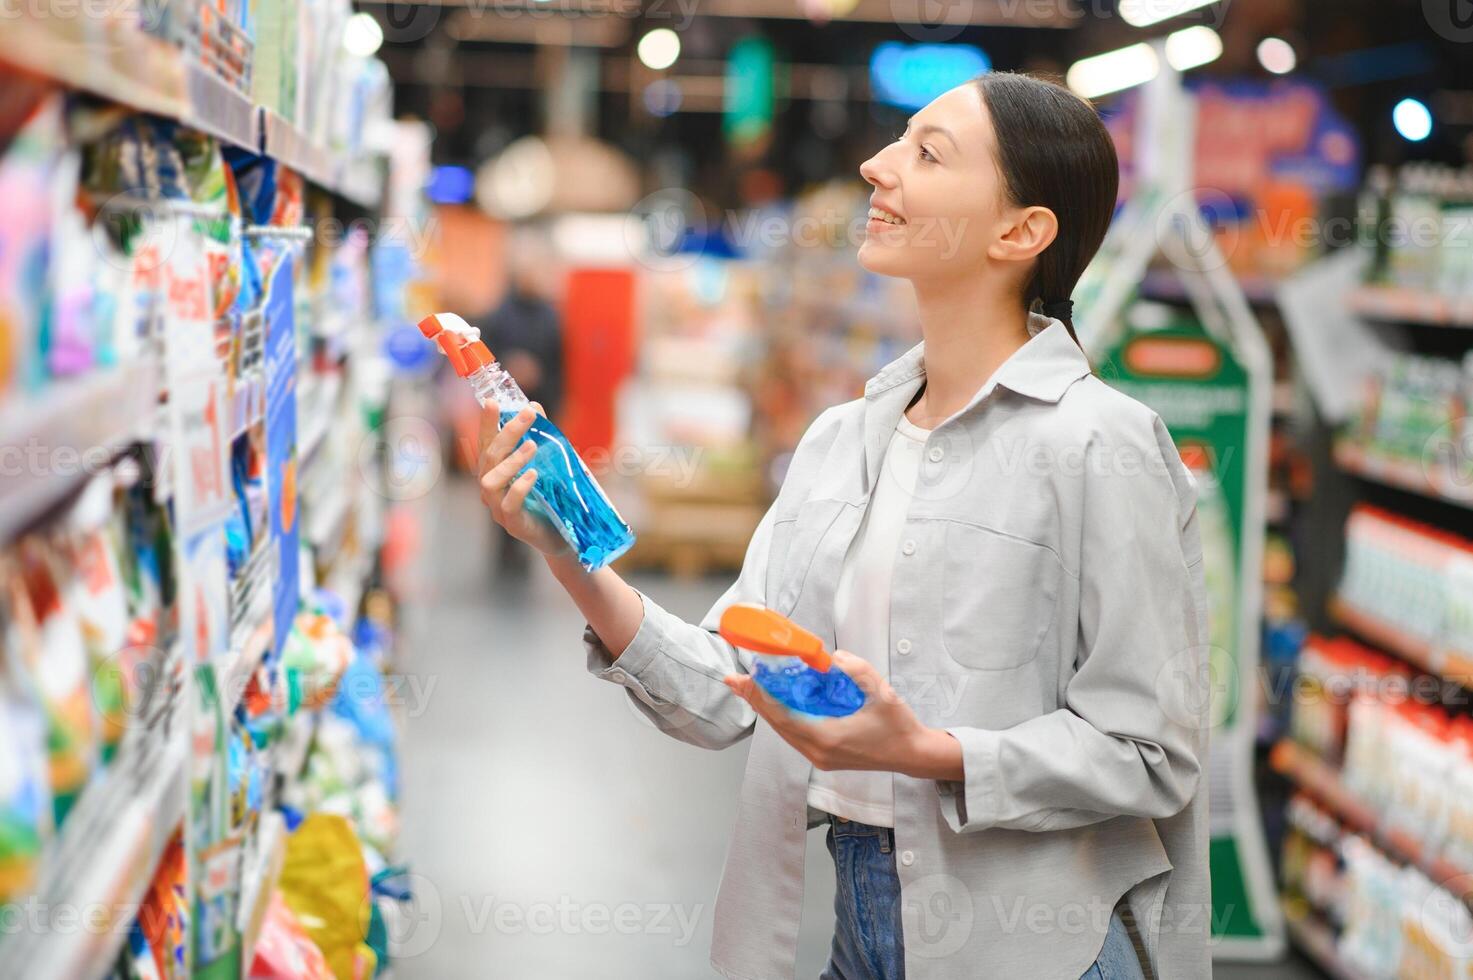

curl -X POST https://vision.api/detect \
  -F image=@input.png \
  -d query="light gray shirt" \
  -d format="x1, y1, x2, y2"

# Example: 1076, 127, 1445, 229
584, 314, 1213, 980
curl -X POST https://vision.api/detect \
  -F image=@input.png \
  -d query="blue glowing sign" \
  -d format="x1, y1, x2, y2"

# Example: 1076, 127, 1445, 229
869, 43, 990, 111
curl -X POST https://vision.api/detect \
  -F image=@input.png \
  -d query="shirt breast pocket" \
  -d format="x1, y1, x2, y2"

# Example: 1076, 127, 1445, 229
765, 498, 844, 616
940, 521, 1063, 670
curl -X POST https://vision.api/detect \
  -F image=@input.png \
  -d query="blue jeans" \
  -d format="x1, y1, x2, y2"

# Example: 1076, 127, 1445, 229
820, 817, 1147, 980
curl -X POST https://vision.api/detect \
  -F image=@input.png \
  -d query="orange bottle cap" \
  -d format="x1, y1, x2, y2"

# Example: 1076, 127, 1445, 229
718, 603, 832, 672
417, 314, 443, 339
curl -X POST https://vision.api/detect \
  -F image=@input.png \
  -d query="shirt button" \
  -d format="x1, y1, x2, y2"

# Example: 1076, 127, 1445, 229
927, 447, 944, 463
901, 540, 916, 556
900, 850, 915, 867
896, 638, 912, 655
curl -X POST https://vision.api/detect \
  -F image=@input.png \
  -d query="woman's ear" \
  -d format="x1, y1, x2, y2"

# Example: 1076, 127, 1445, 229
986, 205, 1059, 264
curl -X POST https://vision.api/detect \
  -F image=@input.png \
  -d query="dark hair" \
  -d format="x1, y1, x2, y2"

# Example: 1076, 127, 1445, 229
972, 72, 1119, 347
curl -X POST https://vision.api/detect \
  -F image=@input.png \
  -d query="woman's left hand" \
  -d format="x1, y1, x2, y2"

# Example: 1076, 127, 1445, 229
723, 651, 964, 781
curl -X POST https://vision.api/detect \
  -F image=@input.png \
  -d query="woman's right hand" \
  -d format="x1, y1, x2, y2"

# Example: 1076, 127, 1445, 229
478, 403, 572, 560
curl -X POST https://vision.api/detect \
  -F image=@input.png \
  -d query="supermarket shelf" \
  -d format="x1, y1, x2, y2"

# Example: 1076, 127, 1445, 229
1349, 285, 1473, 328
0, 362, 160, 542
0, 689, 191, 978
0, 17, 187, 123
1281, 902, 1368, 980
262, 110, 335, 189
182, 63, 260, 153
1269, 740, 1473, 900
1334, 439, 1473, 510
0, 17, 380, 208
0, 18, 258, 152
261, 111, 383, 209
1329, 596, 1473, 688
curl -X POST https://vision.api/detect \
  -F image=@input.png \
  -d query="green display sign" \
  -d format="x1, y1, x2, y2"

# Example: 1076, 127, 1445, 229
723, 37, 775, 146
1099, 308, 1268, 943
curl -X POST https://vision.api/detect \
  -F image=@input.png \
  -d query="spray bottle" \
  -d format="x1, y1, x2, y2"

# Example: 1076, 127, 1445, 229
420, 313, 636, 571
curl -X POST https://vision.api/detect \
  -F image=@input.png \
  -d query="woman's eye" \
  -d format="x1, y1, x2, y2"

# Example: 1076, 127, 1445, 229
919, 146, 936, 162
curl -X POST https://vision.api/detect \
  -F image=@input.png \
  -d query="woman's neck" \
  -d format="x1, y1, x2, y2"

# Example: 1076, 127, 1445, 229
906, 274, 1032, 428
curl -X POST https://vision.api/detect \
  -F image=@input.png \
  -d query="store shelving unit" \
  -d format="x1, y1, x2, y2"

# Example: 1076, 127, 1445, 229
0, 361, 161, 541
1280, 902, 1369, 980
1328, 596, 1473, 686
0, 14, 382, 208
0, 643, 191, 979
1270, 740, 1473, 901
0, 10, 410, 978
1333, 439, 1473, 510
1349, 285, 1473, 329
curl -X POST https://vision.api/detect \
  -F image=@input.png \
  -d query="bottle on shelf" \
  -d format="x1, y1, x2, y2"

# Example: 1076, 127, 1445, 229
419, 313, 636, 572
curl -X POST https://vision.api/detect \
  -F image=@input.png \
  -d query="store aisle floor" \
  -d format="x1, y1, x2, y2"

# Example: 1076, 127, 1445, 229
397, 479, 838, 979
400, 480, 1323, 980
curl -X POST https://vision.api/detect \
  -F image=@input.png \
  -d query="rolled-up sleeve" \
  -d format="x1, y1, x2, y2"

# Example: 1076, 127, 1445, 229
938, 412, 1210, 834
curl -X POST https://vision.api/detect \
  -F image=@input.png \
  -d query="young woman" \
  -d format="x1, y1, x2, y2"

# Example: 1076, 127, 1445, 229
478, 72, 1211, 980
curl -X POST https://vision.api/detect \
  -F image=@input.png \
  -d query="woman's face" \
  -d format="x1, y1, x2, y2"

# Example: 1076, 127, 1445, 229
857, 83, 1026, 282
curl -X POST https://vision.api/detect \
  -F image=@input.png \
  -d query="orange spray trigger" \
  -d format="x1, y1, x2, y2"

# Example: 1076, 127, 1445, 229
718, 603, 832, 673
435, 333, 471, 376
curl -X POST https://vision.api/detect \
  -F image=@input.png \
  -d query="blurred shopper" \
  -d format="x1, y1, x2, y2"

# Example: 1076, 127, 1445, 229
478, 225, 565, 578
478, 73, 1210, 980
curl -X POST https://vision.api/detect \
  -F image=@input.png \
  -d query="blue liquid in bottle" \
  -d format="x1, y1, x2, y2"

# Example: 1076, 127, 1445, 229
424, 312, 636, 572
752, 656, 866, 718
499, 409, 637, 571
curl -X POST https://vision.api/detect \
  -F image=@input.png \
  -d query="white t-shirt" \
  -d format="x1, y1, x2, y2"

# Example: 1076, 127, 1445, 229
806, 412, 931, 827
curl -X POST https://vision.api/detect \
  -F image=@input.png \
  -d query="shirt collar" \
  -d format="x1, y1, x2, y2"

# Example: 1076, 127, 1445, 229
858, 313, 1091, 494
863, 313, 1092, 407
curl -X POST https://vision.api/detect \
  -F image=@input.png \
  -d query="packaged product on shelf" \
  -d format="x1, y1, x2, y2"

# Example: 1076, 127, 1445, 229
82, 116, 192, 203
1280, 793, 1344, 919
127, 833, 191, 980
278, 812, 378, 980
48, 158, 101, 378
1338, 505, 1473, 654
0, 663, 50, 904
61, 478, 133, 759
1388, 164, 1443, 292
280, 610, 354, 712
1338, 835, 1405, 977
2, 539, 98, 825
0, 95, 68, 395
251, 0, 300, 118
247, 891, 333, 980
175, 131, 244, 322
1348, 349, 1471, 479
190, 664, 243, 969
1289, 635, 1403, 767
1360, 162, 1473, 302
1341, 684, 1396, 812
1399, 868, 1473, 979
1383, 702, 1455, 846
